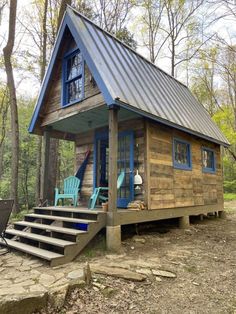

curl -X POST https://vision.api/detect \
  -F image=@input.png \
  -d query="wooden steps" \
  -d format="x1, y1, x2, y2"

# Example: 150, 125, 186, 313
0, 238, 63, 261
3, 206, 107, 266
25, 213, 96, 224
14, 221, 87, 236
6, 229, 75, 247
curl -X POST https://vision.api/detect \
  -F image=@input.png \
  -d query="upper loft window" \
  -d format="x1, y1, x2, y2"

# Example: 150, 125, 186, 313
173, 138, 192, 170
62, 49, 84, 106
202, 147, 215, 173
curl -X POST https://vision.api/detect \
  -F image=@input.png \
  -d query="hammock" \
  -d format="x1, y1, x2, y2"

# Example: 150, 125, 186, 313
75, 150, 91, 188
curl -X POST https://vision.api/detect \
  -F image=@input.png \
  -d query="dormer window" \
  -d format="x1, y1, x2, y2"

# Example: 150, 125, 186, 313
62, 49, 84, 106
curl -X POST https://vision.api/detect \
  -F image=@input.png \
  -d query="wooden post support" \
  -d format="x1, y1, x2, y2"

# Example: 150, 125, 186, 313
218, 211, 226, 219
179, 216, 190, 229
108, 106, 118, 216
107, 106, 121, 251
40, 130, 50, 203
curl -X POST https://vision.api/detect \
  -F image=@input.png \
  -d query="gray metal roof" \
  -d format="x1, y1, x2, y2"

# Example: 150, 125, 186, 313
67, 7, 229, 146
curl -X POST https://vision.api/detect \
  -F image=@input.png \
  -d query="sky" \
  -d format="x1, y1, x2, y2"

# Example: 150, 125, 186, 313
0, 1, 235, 99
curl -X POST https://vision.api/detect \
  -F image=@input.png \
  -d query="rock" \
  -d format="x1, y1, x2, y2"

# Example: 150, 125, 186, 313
136, 268, 152, 276
84, 263, 92, 285
39, 274, 56, 287
0, 286, 26, 296
14, 280, 36, 287
184, 229, 193, 235
152, 269, 176, 278
156, 276, 162, 282
133, 237, 146, 244
192, 282, 200, 286
48, 284, 69, 308
29, 284, 47, 293
90, 264, 146, 281
67, 269, 84, 281
0, 292, 47, 314
93, 282, 106, 290
106, 254, 126, 260
0, 280, 12, 286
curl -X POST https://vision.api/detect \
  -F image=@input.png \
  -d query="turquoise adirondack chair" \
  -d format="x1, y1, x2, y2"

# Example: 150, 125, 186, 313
88, 171, 125, 209
54, 176, 80, 207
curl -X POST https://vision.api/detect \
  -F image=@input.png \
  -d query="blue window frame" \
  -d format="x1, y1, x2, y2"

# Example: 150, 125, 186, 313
202, 147, 215, 173
173, 138, 192, 170
62, 49, 84, 107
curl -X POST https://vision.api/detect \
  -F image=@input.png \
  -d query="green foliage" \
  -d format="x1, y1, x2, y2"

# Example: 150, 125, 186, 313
114, 27, 137, 50
224, 193, 236, 201
223, 180, 236, 193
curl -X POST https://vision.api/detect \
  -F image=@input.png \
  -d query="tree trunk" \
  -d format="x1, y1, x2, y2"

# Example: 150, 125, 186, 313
36, 0, 48, 205
3, 0, 19, 213
56, 0, 72, 33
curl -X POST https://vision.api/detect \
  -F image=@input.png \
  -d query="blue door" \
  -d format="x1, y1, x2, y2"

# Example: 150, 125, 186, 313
94, 130, 134, 208
117, 131, 134, 207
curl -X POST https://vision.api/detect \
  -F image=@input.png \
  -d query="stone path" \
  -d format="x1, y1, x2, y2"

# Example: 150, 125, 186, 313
0, 251, 86, 314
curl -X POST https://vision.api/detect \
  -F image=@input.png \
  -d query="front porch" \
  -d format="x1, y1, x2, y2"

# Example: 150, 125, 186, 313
2, 202, 224, 266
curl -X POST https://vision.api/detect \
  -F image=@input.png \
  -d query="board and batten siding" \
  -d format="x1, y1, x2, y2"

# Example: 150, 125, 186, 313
147, 121, 224, 210
75, 118, 146, 203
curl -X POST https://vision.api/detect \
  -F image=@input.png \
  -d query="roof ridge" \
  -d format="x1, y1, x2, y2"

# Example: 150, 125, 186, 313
67, 5, 188, 89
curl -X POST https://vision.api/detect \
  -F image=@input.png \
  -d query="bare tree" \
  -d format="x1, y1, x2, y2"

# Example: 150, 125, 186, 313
139, 0, 165, 63
3, 0, 19, 213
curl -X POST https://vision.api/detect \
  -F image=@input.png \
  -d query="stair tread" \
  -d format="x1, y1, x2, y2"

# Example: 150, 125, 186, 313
6, 229, 75, 247
34, 207, 103, 214
0, 238, 63, 260
14, 221, 87, 235
26, 213, 96, 223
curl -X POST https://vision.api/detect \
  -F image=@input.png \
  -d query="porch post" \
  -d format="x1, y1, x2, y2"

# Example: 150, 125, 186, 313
40, 130, 50, 204
106, 105, 121, 251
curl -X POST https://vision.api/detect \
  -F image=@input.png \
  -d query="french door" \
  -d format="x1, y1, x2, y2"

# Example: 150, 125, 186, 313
94, 130, 134, 208
117, 131, 134, 207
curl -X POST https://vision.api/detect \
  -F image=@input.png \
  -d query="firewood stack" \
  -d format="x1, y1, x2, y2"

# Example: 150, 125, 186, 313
127, 200, 147, 210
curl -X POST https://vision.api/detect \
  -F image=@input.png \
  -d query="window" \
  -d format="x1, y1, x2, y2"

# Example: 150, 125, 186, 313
173, 138, 192, 170
62, 49, 84, 106
202, 148, 215, 173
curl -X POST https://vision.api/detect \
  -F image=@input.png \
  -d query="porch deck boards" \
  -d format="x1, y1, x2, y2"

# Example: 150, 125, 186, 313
38, 203, 223, 226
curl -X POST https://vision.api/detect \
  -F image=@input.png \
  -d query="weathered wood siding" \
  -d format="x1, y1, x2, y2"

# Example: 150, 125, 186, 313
75, 130, 95, 202
75, 118, 146, 203
39, 30, 103, 130
147, 121, 223, 210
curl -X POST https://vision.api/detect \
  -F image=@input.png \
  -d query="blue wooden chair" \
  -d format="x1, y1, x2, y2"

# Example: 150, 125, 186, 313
88, 171, 125, 209
54, 176, 80, 207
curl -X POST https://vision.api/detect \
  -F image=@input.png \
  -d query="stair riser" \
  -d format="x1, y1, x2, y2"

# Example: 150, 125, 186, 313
5, 232, 76, 250
13, 225, 81, 242
18, 218, 93, 233
34, 208, 98, 221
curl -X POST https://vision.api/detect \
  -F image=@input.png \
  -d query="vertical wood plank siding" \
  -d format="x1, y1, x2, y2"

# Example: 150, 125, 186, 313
148, 121, 223, 210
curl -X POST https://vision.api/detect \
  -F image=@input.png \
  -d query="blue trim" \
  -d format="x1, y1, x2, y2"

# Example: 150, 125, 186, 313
173, 137, 192, 171
202, 147, 216, 173
93, 129, 134, 208
28, 16, 71, 133
66, 9, 114, 106
115, 99, 229, 147
62, 48, 85, 107
28, 11, 114, 133
93, 130, 109, 191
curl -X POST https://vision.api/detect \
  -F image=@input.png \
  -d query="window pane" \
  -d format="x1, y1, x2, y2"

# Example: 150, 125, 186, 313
67, 78, 82, 103
67, 53, 82, 80
203, 149, 214, 169
174, 141, 189, 165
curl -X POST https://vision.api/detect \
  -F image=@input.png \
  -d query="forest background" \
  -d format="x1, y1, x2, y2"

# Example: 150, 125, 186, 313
0, 0, 235, 213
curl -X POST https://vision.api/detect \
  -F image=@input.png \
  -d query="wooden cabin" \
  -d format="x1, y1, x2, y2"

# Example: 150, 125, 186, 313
3, 7, 229, 265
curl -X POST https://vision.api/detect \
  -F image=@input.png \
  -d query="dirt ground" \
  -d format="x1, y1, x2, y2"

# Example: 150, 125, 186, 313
40, 203, 236, 314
